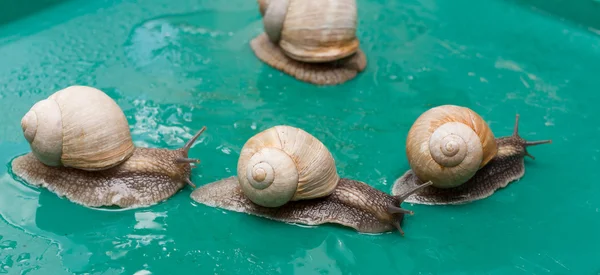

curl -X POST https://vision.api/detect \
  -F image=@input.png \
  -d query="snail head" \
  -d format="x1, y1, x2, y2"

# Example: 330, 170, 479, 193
174, 126, 207, 188
497, 115, 552, 160
386, 181, 433, 236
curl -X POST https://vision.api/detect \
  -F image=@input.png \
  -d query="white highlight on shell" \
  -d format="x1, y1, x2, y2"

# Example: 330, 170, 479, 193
240, 147, 299, 207
429, 122, 482, 168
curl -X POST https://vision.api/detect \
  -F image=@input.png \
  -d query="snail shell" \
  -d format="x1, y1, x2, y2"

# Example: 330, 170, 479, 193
20, 85, 134, 171
405, 105, 498, 188
237, 125, 339, 207
259, 0, 359, 63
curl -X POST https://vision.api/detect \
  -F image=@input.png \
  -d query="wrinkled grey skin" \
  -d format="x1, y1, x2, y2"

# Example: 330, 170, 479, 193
10, 127, 207, 209
191, 176, 432, 236
393, 115, 552, 205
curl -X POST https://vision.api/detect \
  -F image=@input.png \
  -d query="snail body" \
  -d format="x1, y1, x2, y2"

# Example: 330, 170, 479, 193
191, 125, 431, 236
250, 0, 367, 86
10, 85, 205, 209
392, 105, 552, 205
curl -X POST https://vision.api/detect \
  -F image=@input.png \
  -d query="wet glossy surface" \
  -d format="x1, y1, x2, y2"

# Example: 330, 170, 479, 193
0, 0, 599, 273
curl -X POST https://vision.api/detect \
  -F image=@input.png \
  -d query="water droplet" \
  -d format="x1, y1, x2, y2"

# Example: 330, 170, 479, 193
0, 240, 17, 250
17, 253, 30, 263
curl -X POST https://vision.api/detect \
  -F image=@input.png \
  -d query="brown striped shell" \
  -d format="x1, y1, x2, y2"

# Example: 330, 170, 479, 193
405, 105, 498, 188
258, 0, 359, 63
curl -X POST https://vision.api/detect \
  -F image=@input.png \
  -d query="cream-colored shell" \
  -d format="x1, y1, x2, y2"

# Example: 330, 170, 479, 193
237, 125, 339, 207
259, 0, 359, 63
20, 85, 134, 171
405, 105, 498, 188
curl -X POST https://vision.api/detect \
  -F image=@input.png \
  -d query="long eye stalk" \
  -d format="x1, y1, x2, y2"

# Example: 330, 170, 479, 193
394, 181, 433, 201
183, 126, 207, 153
177, 126, 207, 189
388, 181, 433, 236
525, 140, 552, 146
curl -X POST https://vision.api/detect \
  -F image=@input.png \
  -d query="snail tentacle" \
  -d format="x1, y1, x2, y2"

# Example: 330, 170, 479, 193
175, 126, 207, 188
525, 140, 552, 146
393, 221, 405, 236
185, 178, 196, 188
387, 206, 413, 215
393, 181, 433, 201
175, 126, 207, 167
510, 114, 552, 159
176, 158, 200, 164
386, 180, 432, 235
182, 126, 207, 153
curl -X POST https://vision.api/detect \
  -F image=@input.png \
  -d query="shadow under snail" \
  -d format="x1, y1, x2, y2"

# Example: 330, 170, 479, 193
250, 0, 368, 86
191, 125, 432, 236
392, 105, 552, 205
9, 85, 206, 209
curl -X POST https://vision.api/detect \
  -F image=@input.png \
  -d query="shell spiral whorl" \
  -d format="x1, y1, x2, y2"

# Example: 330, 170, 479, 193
242, 147, 300, 207
428, 122, 483, 168
237, 125, 339, 208
406, 105, 497, 189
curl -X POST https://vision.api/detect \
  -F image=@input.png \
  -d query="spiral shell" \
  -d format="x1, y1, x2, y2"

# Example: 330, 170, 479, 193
259, 0, 359, 63
405, 105, 498, 188
20, 85, 134, 171
237, 125, 339, 207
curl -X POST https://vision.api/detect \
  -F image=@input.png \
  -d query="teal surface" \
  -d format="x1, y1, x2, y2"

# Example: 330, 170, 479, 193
0, 0, 67, 26
0, 0, 598, 274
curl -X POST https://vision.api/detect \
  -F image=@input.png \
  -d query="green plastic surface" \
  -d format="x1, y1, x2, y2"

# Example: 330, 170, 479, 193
0, 0, 598, 274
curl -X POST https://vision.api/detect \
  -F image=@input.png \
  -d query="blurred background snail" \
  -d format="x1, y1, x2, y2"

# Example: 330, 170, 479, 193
250, 0, 368, 86
191, 125, 431, 236
10, 85, 206, 209
392, 105, 552, 205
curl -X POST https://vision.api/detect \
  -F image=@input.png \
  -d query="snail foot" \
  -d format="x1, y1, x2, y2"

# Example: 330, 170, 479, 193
10, 152, 187, 209
250, 33, 367, 85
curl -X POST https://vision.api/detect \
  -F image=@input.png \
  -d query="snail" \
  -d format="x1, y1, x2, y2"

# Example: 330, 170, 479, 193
392, 105, 552, 205
9, 85, 206, 209
191, 125, 432, 236
250, 0, 368, 86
